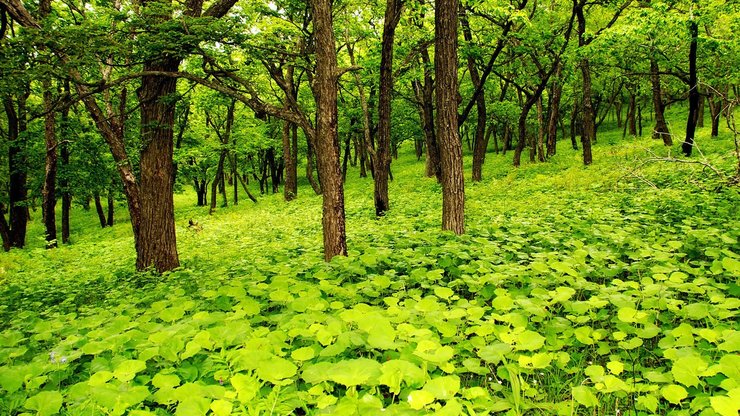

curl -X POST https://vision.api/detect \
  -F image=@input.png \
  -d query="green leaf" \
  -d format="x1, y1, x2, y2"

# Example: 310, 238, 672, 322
255, 357, 297, 384
231, 374, 260, 402
423, 375, 460, 400
407, 390, 435, 410
710, 388, 740, 416
379, 359, 426, 394
607, 361, 624, 375
434, 286, 454, 300
290, 347, 315, 361
660, 384, 688, 404
88, 371, 114, 386
515, 330, 546, 351
210, 400, 233, 416
152, 373, 180, 390
572, 386, 598, 407
328, 358, 382, 386
636, 395, 659, 413
25, 391, 63, 416
113, 359, 147, 382
478, 342, 512, 364
0, 366, 25, 393
721, 257, 740, 273
671, 355, 707, 387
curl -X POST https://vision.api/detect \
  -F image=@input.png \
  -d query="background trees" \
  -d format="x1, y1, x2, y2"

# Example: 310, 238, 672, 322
0, 0, 737, 270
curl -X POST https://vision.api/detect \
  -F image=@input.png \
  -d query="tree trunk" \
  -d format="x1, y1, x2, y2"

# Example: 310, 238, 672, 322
346, 43, 373, 180
311, 0, 348, 260
306, 138, 322, 194
283, 120, 297, 200
546, 63, 563, 157
3, 93, 30, 249
708, 89, 723, 137
41, 48, 58, 247
514, 97, 538, 167
374, 0, 403, 216
436, 0, 464, 234
682, 14, 699, 156
576, 2, 594, 165
106, 190, 114, 227
570, 97, 579, 150
461, 6, 488, 182
649, 57, 671, 145
60, 84, 71, 244
94, 192, 107, 228
136, 58, 180, 272
419, 46, 441, 181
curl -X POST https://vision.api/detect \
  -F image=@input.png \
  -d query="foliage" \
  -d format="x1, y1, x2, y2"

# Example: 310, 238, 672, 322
0, 117, 738, 415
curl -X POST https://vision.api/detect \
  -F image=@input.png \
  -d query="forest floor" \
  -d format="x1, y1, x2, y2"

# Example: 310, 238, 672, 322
1, 113, 739, 415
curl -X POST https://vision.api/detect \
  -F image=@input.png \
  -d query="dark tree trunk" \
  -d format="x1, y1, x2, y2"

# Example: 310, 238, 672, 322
374, 0, 403, 216
570, 97, 579, 150
106, 191, 114, 227
311, 0, 348, 260
707, 89, 723, 137
627, 90, 637, 136
418, 46, 441, 181
136, 57, 180, 272
60, 84, 71, 244
195, 179, 208, 206
697, 87, 704, 128
306, 137, 322, 195
414, 139, 424, 160
682, 15, 699, 156
283, 120, 297, 201
3, 93, 30, 249
94, 193, 107, 228
576, 2, 594, 165
615, 100, 623, 128
461, 6, 488, 182
41, 81, 58, 247
346, 44, 372, 179
546, 63, 563, 157
650, 58, 671, 145
267, 147, 281, 194
436, 0, 464, 234
342, 128, 352, 181
514, 98, 538, 167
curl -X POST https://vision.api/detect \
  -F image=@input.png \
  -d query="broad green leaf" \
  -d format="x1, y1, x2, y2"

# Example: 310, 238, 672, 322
291, 347, 315, 361
328, 358, 382, 386
434, 286, 454, 300
210, 400, 233, 416
572, 386, 598, 407
89, 371, 114, 386
636, 395, 659, 413
607, 361, 624, 375
113, 360, 147, 382
231, 374, 260, 402
710, 388, 740, 416
515, 330, 546, 351
660, 384, 688, 404
152, 373, 181, 390
414, 340, 455, 363
423, 375, 460, 400
255, 357, 297, 384
379, 359, 426, 394
25, 391, 63, 416
407, 390, 435, 410
721, 257, 740, 273
671, 355, 707, 387
478, 342, 512, 364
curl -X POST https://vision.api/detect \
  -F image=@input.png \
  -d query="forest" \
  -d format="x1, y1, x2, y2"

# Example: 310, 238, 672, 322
0, 0, 739, 414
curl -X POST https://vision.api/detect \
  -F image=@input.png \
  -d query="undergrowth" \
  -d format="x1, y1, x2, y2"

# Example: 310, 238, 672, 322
0, 118, 738, 415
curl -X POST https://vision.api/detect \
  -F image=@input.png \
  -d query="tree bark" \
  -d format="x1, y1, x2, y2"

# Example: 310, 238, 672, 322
419, 46, 441, 181
436, 0, 464, 234
374, 0, 403, 216
40, 0, 57, 247
106, 190, 114, 227
306, 137, 321, 194
649, 57, 671, 145
311, 0, 348, 260
136, 57, 180, 271
682, 12, 699, 156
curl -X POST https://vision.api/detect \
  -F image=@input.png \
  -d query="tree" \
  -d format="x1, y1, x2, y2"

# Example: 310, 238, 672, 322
436, 0, 464, 234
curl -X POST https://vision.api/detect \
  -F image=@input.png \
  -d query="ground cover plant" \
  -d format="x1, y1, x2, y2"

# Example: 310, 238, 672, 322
0, 117, 738, 415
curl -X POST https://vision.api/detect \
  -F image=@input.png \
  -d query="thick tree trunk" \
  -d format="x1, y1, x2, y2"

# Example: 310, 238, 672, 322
40, 0, 58, 247
283, 120, 297, 201
436, 0, 464, 234
546, 63, 563, 157
311, 0, 348, 260
514, 98, 537, 167
136, 58, 180, 272
4, 94, 29, 249
708, 90, 723, 137
649, 58, 671, 145
374, 0, 403, 216
682, 16, 699, 156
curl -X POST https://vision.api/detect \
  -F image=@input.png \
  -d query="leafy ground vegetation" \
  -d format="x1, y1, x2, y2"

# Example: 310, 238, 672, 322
0, 121, 739, 415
